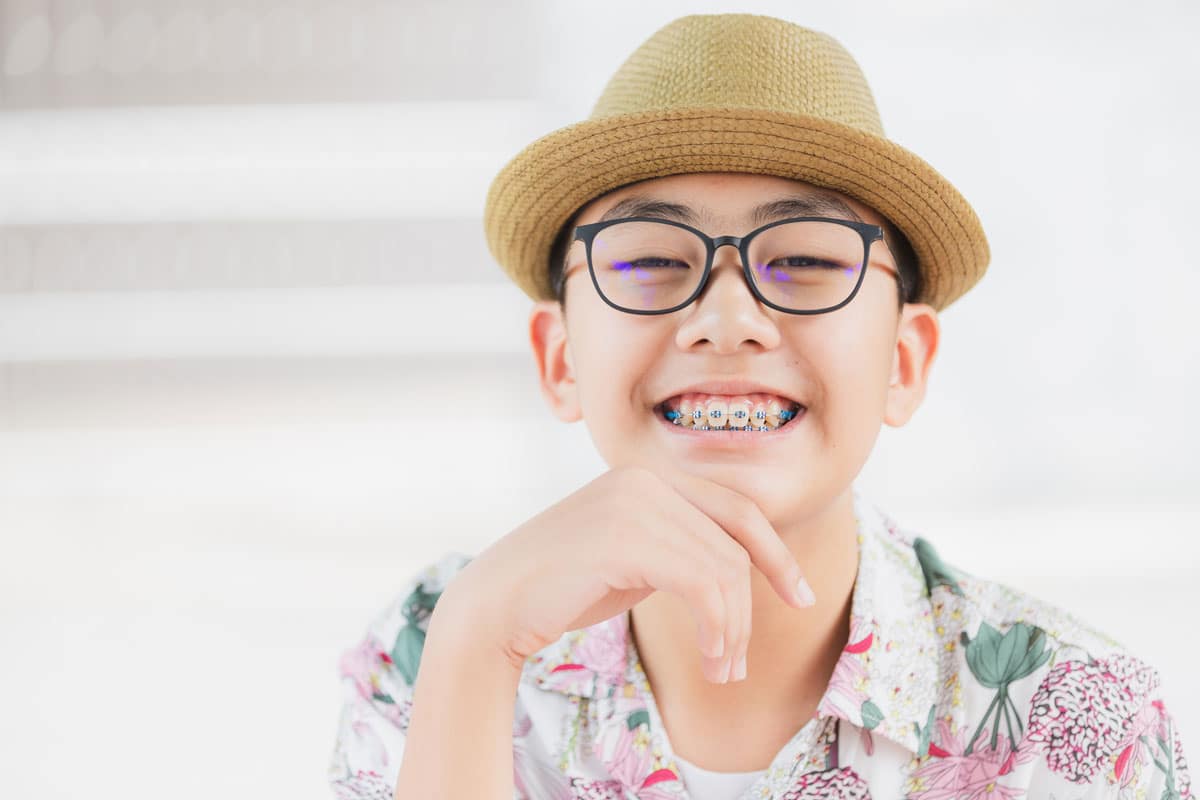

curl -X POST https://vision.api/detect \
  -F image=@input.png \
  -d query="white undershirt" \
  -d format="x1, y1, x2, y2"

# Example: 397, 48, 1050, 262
672, 753, 769, 800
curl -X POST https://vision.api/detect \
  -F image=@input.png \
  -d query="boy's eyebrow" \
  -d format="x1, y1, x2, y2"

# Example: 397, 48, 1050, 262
596, 192, 866, 228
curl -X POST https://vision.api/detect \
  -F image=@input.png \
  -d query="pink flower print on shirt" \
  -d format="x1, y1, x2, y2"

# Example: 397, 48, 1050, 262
909, 714, 1037, 800
817, 614, 875, 723
338, 634, 411, 730
782, 765, 872, 799
1096, 654, 1192, 798
540, 662, 597, 696
1112, 694, 1168, 789
512, 706, 575, 800
541, 614, 629, 697
1111, 693, 1193, 798
575, 615, 630, 683
330, 769, 393, 800
593, 692, 685, 799
1024, 652, 1157, 784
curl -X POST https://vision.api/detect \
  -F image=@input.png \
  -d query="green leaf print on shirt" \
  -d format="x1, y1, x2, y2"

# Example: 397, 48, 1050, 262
1141, 715, 1184, 800
626, 709, 651, 732
913, 704, 938, 758
389, 581, 445, 686
961, 620, 1052, 755
861, 698, 884, 730
913, 537, 965, 597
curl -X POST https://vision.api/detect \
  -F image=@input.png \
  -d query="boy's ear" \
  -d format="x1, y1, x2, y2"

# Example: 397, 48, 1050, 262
884, 303, 939, 427
529, 300, 582, 423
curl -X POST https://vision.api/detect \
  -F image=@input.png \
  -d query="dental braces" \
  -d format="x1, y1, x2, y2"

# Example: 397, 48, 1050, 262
664, 408, 798, 430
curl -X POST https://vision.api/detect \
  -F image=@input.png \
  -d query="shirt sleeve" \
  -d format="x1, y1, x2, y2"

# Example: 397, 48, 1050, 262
326, 551, 473, 800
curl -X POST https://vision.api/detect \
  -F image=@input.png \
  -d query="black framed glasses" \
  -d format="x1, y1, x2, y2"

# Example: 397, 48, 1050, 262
563, 216, 901, 315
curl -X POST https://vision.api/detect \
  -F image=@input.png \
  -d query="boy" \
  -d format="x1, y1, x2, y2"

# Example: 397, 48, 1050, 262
329, 14, 1192, 800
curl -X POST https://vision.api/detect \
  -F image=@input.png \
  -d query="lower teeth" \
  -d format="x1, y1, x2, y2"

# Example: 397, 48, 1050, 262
694, 426, 781, 431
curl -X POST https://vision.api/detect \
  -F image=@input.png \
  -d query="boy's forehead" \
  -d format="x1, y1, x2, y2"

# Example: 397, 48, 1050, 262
575, 172, 888, 230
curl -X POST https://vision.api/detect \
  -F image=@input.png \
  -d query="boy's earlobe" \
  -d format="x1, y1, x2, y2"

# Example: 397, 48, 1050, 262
528, 300, 582, 423
883, 304, 939, 427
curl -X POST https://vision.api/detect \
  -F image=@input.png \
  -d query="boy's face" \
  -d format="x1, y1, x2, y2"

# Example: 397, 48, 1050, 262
528, 172, 939, 523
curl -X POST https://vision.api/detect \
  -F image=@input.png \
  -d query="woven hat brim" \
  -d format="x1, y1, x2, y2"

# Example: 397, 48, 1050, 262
483, 107, 990, 313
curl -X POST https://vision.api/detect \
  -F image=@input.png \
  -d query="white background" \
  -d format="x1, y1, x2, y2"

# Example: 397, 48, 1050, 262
0, 1, 1197, 797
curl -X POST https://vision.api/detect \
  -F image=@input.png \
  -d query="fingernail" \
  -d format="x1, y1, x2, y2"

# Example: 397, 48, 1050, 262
719, 656, 732, 683
732, 653, 747, 681
794, 576, 816, 607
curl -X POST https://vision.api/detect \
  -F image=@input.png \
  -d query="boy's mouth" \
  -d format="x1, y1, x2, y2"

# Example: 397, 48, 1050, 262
653, 392, 805, 432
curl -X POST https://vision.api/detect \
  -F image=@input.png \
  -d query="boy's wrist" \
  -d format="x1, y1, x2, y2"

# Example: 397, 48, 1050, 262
395, 582, 525, 798
426, 581, 528, 678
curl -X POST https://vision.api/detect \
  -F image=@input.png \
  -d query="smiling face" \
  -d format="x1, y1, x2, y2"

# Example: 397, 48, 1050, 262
528, 172, 940, 525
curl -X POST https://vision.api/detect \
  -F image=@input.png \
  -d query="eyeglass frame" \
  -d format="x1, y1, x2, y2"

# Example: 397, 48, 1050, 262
559, 215, 904, 316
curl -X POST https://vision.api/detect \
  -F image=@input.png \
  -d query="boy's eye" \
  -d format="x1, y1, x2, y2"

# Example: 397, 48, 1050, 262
614, 257, 691, 270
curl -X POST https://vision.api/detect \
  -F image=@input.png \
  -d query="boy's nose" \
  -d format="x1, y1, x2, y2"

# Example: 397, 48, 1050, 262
677, 245, 781, 354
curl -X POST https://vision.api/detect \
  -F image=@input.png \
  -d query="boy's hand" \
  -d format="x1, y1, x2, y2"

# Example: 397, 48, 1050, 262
436, 465, 816, 684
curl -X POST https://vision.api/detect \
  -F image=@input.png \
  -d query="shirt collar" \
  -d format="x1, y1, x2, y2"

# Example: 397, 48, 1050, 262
521, 485, 967, 758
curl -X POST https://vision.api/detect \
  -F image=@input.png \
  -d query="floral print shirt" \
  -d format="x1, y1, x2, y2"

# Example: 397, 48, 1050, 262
328, 486, 1193, 799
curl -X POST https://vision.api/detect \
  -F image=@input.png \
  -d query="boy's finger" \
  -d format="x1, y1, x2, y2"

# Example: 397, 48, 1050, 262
659, 470, 816, 610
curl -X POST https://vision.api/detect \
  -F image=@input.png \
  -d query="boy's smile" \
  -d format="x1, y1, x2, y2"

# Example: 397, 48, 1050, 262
650, 386, 808, 451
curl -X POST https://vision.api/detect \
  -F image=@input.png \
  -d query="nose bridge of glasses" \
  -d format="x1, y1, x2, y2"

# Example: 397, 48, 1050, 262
705, 232, 753, 286
708, 235, 751, 278
693, 238, 760, 317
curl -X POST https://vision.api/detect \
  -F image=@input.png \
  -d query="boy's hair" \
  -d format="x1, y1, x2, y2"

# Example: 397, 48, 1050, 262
546, 208, 921, 317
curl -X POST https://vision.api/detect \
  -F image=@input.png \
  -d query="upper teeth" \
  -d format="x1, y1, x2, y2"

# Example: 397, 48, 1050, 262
660, 392, 803, 430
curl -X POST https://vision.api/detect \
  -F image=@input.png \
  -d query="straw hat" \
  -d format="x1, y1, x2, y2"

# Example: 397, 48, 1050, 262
482, 13, 990, 313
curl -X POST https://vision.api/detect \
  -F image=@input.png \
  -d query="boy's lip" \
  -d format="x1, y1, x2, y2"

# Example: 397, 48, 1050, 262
652, 403, 806, 449
653, 379, 806, 409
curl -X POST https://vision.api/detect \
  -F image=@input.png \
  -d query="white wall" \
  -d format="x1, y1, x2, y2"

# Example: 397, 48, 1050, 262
1, 1, 1196, 797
